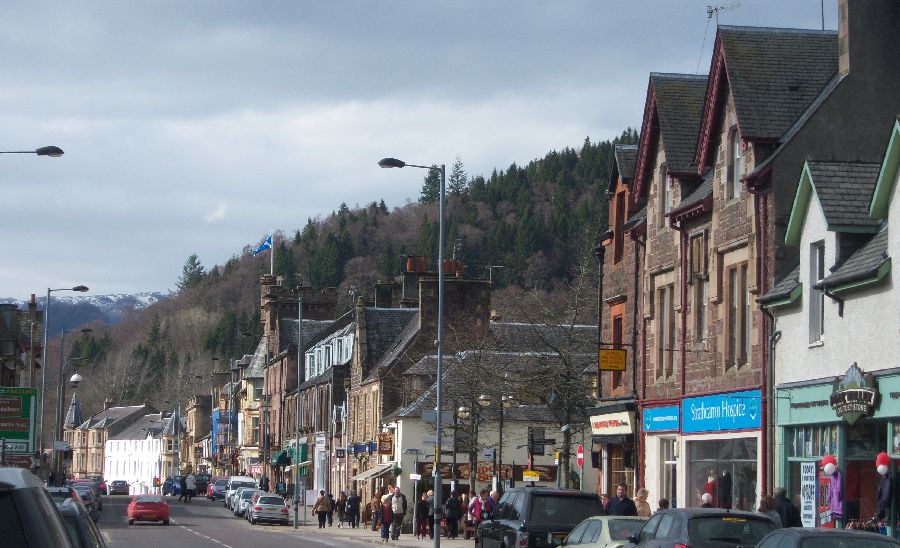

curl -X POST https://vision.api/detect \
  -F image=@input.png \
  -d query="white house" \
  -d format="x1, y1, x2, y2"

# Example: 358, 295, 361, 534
761, 117, 900, 525
104, 412, 166, 495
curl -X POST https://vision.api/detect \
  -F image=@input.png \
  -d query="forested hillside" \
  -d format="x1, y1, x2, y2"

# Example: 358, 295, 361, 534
54, 129, 637, 427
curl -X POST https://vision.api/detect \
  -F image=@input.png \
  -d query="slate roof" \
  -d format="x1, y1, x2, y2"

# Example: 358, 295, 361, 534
110, 413, 164, 441
671, 171, 714, 216
63, 394, 82, 429
243, 339, 267, 379
758, 263, 801, 305
76, 405, 148, 434
718, 26, 838, 140
162, 411, 187, 438
366, 308, 420, 379
807, 161, 882, 229
489, 322, 596, 353
623, 203, 647, 231
818, 228, 890, 289
279, 318, 335, 350
651, 73, 708, 173
614, 145, 638, 180
403, 351, 595, 378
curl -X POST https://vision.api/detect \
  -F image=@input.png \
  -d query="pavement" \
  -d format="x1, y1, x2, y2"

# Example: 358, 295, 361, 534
293, 520, 477, 547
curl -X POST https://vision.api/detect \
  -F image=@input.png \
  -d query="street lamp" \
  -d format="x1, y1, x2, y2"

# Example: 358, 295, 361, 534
292, 293, 305, 529
39, 285, 88, 459
478, 393, 515, 492
54, 355, 86, 480
54, 328, 92, 455
0, 146, 64, 157
379, 157, 445, 547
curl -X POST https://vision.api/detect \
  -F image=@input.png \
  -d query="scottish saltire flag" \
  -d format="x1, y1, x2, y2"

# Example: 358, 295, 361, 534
253, 234, 273, 256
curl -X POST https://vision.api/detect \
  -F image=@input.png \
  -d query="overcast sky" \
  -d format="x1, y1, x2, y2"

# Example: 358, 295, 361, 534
2, 0, 838, 298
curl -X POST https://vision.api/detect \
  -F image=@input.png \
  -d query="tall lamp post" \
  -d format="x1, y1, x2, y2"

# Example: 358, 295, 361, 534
39, 284, 88, 459
293, 294, 304, 529
379, 157, 445, 547
53, 356, 86, 480
53, 328, 92, 453
476, 393, 515, 493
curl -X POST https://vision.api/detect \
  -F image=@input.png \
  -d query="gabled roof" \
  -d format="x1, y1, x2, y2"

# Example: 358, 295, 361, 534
758, 263, 801, 308
669, 169, 714, 221
786, 161, 882, 245
818, 228, 890, 291
76, 404, 148, 433
279, 318, 335, 350
696, 26, 838, 170
870, 117, 900, 219
63, 394, 82, 429
243, 339, 266, 379
609, 145, 638, 193
489, 321, 596, 353
633, 73, 708, 198
364, 308, 419, 380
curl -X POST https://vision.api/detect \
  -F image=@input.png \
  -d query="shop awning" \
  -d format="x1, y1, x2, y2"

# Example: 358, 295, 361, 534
285, 460, 311, 476
592, 434, 634, 445
271, 451, 292, 467
350, 463, 393, 482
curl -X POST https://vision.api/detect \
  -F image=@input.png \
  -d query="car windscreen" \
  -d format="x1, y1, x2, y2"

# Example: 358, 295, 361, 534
529, 495, 603, 528
258, 496, 285, 505
135, 495, 164, 503
240, 490, 259, 499
233, 481, 256, 490
687, 515, 775, 548
799, 536, 899, 548
215, 479, 229, 486
608, 519, 646, 540
48, 490, 71, 504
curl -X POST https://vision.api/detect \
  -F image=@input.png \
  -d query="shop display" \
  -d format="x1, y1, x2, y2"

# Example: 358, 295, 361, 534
822, 455, 843, 525
877, 452, 893, 521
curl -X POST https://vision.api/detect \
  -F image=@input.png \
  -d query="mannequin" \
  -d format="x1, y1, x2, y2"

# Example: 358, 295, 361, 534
704, 470, 717, 506
717, 470, 732, 509
876, 452, 893, 521
822, 455, 843, 525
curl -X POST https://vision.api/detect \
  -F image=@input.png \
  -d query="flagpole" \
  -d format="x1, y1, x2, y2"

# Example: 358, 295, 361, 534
270, 233, 274, 276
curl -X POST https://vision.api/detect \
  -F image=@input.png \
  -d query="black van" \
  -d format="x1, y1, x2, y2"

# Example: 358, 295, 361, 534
477, 487, 604, 548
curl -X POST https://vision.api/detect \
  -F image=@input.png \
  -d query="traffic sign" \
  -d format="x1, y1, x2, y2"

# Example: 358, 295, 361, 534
577, 444, 584, 467
0, 388, 37, 454
409, 473, 422, 481
483, 447, 495, 461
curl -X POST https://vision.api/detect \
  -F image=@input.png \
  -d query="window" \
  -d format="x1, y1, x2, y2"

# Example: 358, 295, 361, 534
614, 191, 626, 263
251, 417, 260, 445
655, 284, 675, 379
688, 438, 758, 511
690, 233, 708, 343
661, 438, 678, 508
336, 339, 343, 363
658, 163, 669, 227
726, 264, 749, 368
810, 242, 825, 342
612, 315, 624, 388
727, 126, 741, 199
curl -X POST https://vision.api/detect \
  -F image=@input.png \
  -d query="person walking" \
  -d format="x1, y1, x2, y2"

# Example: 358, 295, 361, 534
758, 495, 783, 528
178, 475, 188, 503
606, 483, 638, 516
387, 486, 408, 541
426, 489, 436, 539
346, 490, 361, 528
185, 473, 197, 503
773, 487, 802, 528
444, 491, 462, 539
326, 493, 336, 526
635, 488, 651, 518
369, 493, 382, 531
313, 490, 329, 529
336, 491, 347, 527
416, 493, 430, 540
380, 493, 392, 543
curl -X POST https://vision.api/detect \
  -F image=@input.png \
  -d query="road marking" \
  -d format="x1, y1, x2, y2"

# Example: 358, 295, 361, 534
172, 519, 234, 548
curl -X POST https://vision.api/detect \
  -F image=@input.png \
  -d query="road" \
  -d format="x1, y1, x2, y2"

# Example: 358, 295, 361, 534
97, 495, 372, 548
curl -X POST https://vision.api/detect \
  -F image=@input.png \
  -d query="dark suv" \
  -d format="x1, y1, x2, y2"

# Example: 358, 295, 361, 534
478, 487, 604, 548
0, 467, 75, 547
628, 508, 776, 548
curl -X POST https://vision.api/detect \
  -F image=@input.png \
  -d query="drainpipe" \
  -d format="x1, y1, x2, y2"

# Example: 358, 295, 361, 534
595, 245, 606, 402
749, 187, 771, 495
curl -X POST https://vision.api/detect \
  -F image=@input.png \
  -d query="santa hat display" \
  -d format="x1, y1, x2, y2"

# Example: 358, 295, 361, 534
822, 455, 838, 475
877, 452, 890, 475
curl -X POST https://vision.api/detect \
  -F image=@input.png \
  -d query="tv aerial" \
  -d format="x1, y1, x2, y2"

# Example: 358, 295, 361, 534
707, 3, 741, 26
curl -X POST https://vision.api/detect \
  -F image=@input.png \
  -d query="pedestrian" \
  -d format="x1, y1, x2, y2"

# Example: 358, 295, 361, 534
416, 493, 430, 540
606, 483, 638, 516
758, 495, 783, 528
635, 488, 652, 518
336, 491, 347, 527
370, 493, 383, 531
773, 487, 802, 528
387, 486, 408, 540
469, 488, 493, 534
444, 491, 461, 539
426, 489, 435, 539
313, 489, 329, 529
178, 475, 188, 503
380, 493, 392, 543
346, 490, 361, 528
259, 475, 269, 492
48, 470, 57, 487
185, 472, 197, 503
600, 493, 610, 513
656, 498, 670, 513
327, 492, 336, 526
700, 492, 714, 508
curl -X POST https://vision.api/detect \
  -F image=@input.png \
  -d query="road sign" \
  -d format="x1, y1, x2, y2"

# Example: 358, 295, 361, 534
523, 470, 540, 482
409, 473, 422, 481
53, 441, 71, 451
483, 447, 495, 461
421, 409, 455, 425
599, 348, 627, 371
577, 445, 584, 467
0, 388, 37, 453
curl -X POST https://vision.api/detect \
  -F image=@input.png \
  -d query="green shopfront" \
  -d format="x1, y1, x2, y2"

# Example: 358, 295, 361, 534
776, 364, 900, 532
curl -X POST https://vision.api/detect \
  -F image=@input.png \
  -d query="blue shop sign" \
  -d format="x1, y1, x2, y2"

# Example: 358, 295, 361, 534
643, 405, 680, 432
682, 389, 761, 433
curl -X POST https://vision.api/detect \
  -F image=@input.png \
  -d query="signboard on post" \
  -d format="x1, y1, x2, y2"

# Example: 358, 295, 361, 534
377, 432, 394, 455
0, 388, 37, 454
800, 461, 817, 527
523, 470, 540, 482
576, 445, 584, 467
599, 349, 627, 371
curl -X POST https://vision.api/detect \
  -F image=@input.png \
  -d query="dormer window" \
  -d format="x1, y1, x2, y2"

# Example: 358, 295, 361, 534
727, 126, 741, 199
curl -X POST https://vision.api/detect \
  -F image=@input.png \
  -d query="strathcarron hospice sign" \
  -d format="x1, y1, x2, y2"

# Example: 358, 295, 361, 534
830, 363, 879, 425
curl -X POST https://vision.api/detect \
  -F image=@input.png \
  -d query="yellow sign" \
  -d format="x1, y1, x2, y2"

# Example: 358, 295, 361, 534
523, 470, 540, 482
599, 349, 627, 371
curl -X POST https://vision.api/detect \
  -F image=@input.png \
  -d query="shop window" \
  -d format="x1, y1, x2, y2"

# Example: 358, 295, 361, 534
690, 232, 708, 343
661, 439, 678, 509
607, 445, 634, 501
788, 424, 838, 459
809, 241, 825, 343
614, 191, 626, 264
612, 315, 624, 388
688, 438, 757, 512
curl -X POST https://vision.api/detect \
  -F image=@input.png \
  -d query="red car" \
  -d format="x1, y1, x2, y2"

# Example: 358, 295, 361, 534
127, 494, 170, 526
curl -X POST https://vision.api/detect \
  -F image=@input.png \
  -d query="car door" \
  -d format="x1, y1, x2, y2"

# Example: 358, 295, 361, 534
645, 513, 678, 548
634, 513, 662, 545
482, 493, 515, 548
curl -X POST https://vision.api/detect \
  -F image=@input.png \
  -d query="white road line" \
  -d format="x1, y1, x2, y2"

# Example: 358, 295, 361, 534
172, 519, 234, 548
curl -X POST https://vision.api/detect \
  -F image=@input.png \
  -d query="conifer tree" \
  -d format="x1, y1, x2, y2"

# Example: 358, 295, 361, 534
419, 165, 441, 204
448, 156, 467, 195
176, 254, 206, 291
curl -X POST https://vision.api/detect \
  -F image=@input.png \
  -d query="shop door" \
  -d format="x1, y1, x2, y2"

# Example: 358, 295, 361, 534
607, 445, 634, 498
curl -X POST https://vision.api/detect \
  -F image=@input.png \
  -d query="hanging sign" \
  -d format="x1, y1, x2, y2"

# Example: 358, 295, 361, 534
830, 363, 878, 425
800, 461, 817, 527
377, 432, 394, 455
599, 349, 627, 371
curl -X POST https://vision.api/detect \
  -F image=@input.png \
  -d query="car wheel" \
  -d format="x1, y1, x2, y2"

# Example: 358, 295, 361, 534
163, 520, 170, 526
250, 518, 257, 525
128, 519, 134, 526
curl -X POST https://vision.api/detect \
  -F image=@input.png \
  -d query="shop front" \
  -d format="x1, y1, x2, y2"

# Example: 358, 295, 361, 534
588, 402, 637, 497
776, 364, 900, 531
641, 404, 680, 508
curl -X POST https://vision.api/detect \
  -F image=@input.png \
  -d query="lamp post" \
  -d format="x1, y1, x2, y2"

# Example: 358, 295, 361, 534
379, 157, 445, 547
560, 424, 586, 490
0, 146, 64, 157
476, 393, 514, 493
53, 328, 92, 454
292, 294, 304, 528
39, 284, 88, 459
54, 356, 86, 479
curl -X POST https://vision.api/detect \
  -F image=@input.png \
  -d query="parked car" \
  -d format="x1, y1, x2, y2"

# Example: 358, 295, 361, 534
626, 508, 775, 548
234, 488, 264, 517
0, 467, 75, 547
72, 486, 101, 519
48, 485, 85, 506
84, 475, 107, 494
58, 497, 108, 547
194, 472, 212, 495
224, 476, 257, 509
757, 526, 900, 547
162, 475, 184, 496
107, 480, 130, 495
247, 493, 290, 525
563, 515, 648, 547
71, 480, 103, 510
127, 494, 170, 525
478, 487, 605, 548
208, 476, 229, 500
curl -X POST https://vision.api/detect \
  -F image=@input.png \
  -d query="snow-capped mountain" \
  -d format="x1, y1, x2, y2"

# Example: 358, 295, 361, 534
0, 292, 167, 330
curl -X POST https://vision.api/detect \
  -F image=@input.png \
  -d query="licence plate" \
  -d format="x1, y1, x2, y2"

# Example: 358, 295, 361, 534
549, 532, 567, 545
144, 515, 156, 520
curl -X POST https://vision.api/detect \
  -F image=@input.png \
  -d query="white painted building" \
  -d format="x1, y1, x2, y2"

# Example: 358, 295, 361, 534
104, 412, 166, 495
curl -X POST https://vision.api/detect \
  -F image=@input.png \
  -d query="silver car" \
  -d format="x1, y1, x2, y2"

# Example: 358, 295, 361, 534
234, 489, 263, 517
247, 494, 290, 525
